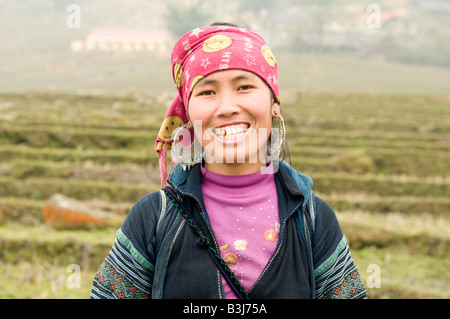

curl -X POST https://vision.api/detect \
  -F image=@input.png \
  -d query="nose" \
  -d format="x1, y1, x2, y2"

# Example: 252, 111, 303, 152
215, 92, 240, 118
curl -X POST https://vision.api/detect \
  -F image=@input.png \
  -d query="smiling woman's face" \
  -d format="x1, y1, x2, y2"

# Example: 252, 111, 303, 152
188, 69, 280, 175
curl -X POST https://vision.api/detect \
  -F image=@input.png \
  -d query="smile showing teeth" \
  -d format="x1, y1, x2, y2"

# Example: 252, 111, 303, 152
213, 124, 249, 139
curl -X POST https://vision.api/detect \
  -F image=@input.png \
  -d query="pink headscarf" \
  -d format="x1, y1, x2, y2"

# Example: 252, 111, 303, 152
155, 25, 280, 187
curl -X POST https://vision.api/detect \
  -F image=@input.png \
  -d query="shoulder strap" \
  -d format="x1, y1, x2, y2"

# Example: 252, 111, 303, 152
157, 189, 168, 232
295, 190, 316, 243
163, 186, 249, 300
308, 190, 316, 234
303, 190, 317, 298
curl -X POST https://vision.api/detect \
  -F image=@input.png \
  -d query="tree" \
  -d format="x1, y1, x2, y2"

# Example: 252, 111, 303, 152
164, 1, 210, 38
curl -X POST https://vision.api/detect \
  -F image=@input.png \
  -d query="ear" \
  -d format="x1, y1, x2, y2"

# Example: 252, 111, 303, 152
185, 121, 193, 130
271, 100, 281, 118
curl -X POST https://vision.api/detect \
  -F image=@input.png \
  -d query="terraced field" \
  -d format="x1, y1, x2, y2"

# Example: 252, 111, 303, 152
0, 91, 449, 298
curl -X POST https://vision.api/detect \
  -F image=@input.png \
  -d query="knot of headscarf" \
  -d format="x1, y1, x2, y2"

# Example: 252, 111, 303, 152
155, 25, 280, 187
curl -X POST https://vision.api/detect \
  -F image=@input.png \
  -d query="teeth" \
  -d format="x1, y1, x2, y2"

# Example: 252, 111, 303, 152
214, 124, 248, 138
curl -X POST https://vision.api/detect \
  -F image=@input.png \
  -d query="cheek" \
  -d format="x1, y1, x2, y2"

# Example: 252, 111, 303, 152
255, 109, 274, 143
188, 103, 210, 139
252, 106, 273, 128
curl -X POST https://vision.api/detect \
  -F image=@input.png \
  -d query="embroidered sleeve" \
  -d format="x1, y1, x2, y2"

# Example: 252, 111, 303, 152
90, 229, 154, 299
90, 193, 159, 299
312, 197, 367, 299
314, 235, 366, 299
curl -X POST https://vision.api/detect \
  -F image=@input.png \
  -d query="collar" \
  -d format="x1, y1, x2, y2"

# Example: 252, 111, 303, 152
167, 160, 313, 214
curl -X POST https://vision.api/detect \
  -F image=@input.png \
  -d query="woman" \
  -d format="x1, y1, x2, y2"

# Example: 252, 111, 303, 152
90, 23, 367, 299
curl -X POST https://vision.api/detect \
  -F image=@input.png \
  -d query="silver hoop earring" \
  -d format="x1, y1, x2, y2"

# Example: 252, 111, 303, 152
171, 123, 204, 170
267, 113, 285, 161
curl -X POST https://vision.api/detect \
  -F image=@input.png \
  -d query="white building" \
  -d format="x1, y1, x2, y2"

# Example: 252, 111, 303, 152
71, 29, 173, 54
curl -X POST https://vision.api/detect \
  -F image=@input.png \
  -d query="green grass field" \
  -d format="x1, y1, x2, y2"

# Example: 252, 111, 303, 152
0, 90, 448, 299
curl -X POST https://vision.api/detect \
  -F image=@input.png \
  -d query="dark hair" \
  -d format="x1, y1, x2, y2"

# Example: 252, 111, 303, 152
210, 22, 240, 27
209, 21, 252, 30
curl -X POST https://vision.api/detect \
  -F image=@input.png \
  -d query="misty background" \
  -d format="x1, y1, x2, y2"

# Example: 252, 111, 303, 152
0, 0, 449, 299
0, 0, 449, 95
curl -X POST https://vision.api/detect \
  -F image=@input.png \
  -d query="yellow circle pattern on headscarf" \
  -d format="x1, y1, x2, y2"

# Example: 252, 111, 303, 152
202, 35, 233, 53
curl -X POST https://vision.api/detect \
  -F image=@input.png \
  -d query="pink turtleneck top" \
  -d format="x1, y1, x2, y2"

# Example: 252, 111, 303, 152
200, 162, 280, 299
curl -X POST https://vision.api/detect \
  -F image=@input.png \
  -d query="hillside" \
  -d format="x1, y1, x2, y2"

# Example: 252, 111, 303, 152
1, 1, 450, 94
0, 90, 448, 298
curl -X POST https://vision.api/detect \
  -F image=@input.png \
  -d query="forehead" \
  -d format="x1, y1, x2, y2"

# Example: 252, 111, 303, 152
194, 69, 263, 87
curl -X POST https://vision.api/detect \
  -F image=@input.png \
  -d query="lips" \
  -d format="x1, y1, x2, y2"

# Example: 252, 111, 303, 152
212, 123, 249, 139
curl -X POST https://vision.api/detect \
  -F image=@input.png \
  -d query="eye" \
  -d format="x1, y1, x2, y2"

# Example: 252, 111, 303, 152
237, 85, 254, 91
198, 90, 215, 96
